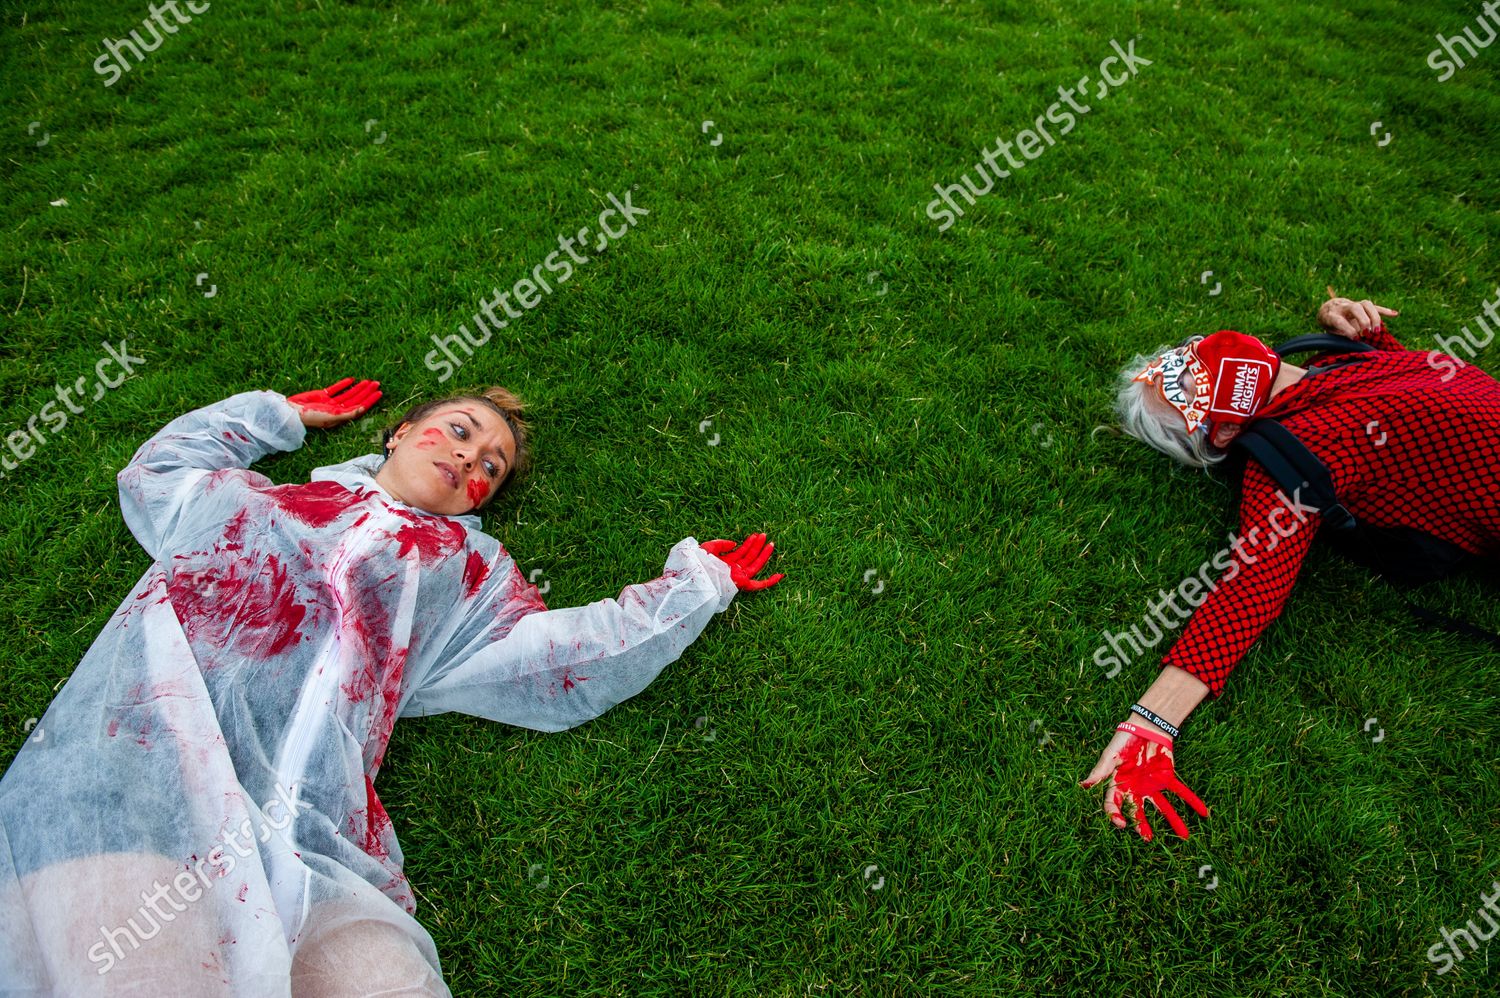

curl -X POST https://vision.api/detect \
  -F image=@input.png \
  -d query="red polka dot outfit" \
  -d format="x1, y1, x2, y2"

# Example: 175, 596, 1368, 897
1162, 324, 1500, 697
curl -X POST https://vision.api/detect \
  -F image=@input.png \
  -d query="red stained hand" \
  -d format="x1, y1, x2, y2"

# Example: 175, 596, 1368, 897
288, 378, 382, 428
701, 533, 785, 592
1080, 723, 1208, 841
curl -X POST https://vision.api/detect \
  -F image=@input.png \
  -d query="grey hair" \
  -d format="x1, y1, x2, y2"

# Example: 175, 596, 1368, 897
1114, 338, 1228, 469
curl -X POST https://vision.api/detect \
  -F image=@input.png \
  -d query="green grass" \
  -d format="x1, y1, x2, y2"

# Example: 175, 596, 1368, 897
4, 0, 1499, 994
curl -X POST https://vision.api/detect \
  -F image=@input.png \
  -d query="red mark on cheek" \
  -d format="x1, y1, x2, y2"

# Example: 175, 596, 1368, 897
415, 427, 444, 450
466, 477, 487, 508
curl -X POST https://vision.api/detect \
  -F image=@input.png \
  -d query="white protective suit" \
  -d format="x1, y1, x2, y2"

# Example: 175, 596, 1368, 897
0, 391, 738, 996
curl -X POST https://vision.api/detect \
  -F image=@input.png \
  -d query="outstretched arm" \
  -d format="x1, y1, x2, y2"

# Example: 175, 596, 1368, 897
405, 534, 783, 733
115, 379, 379, 559
1080, 463, 1322, 839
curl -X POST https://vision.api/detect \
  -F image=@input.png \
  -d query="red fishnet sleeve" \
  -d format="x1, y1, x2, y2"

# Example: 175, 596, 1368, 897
1161, 463, 1324, 696
1356, 322, 1406, 352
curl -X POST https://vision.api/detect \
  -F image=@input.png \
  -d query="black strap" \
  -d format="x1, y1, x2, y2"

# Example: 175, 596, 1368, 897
1231, 420, 1356, 531
1272, 334, 1377, 357
1401, 595, 1500, 652
1232, 343, 1500, 650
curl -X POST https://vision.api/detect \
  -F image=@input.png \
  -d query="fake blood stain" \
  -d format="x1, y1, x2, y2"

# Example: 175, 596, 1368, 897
462, 551, 490, 598
387, 508, 467, 560
414, 427, 444, 450
466, 477, 487, 509
360, 774, 393, 858
169, 553, 310, 657
486, 561, 550, 639
265, 481, 365, 529
330, 562, 409, 773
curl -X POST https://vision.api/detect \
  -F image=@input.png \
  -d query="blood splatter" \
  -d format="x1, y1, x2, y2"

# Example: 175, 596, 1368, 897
328, 560, 410, 773
265, 481, 365, 529
361, 774, 393, 859
414, 427, 444, 450
387, 507, 467, 560
169, 554, 310, 657
221, 508, 249, 553
462, 551, 490, 598
487, 561, 549, 639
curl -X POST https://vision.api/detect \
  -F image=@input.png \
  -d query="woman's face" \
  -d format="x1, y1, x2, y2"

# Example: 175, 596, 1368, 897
375, 403, 518, 516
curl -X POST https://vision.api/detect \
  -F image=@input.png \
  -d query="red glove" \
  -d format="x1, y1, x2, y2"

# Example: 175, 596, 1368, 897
288, 377, 381, 425
701, 533, 784, 592
1081, 722, 1208, 841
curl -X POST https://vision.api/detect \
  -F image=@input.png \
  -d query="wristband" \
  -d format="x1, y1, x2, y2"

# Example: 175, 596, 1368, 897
1128, 703, 1181, 740
1116, 721, 1173, 749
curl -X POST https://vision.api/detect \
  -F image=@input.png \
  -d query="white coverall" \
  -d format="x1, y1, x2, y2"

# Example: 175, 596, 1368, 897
0, 391, 738, 996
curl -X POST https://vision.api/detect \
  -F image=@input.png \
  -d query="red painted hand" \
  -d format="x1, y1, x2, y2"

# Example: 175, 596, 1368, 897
1080, 722, 1208, 841
701, 533, 784, 592
288, 378, 382, 429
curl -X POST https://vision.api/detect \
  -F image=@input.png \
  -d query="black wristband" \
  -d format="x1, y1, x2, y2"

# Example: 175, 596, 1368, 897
1129, 703, 1181, 740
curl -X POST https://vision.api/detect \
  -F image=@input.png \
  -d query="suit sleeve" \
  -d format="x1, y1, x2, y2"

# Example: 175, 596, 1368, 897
1161, 464, 1323, 696
116, 391, 307, 561
403, 538, 739, 732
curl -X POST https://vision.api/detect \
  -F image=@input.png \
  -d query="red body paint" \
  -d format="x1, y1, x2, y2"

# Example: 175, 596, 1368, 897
466, 477, 487, 509
414, 427, 444, 450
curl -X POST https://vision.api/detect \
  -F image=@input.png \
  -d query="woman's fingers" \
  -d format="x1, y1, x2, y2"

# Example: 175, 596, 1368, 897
739, 532, 767, 560
743, 540, 775, 577
1149, 792, 1190, 840
323, 377, 355, 395
1323, 306, 1357, 337
1376, 304, 1400, 316
1359, 299, 1381, 332
1131, 797, 1155, 841
1105, 785, 1129, 830
344, 381, 382, 412
1166, 775, 1210, 818
704, 533, 782, 591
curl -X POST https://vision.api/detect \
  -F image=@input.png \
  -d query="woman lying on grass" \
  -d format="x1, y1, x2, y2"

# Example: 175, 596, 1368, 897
1082, 294, 1500, 841
0, 379, 782, 996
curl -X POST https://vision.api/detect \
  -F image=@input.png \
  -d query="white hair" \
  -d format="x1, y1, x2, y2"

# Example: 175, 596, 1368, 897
1114, 339, 1228, 469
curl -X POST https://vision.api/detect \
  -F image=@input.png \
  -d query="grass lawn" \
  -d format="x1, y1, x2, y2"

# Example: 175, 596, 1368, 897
3, 0, 1499, 994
